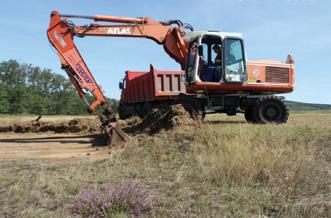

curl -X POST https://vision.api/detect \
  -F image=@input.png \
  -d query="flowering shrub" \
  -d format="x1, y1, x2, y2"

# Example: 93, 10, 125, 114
73, 181, 151, 217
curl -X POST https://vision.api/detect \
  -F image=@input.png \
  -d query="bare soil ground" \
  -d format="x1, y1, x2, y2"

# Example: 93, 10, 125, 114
0, 133, 112, 160
0, 115, 110, 160
0, 105, 198, 160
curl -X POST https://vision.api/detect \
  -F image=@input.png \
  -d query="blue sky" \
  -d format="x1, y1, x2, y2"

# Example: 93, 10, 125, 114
0, 0, 330, 103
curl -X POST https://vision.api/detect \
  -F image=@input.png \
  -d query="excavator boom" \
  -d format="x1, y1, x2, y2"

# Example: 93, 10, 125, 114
47, 11, 188, 118
47, 11, 190, 145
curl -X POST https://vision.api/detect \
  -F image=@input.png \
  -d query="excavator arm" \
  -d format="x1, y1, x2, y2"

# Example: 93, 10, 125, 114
47, 11, 189, 127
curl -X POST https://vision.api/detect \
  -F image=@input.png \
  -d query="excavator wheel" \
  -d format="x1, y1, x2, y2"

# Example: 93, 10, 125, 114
244, 107, 256, 123
245, 96, 288, 124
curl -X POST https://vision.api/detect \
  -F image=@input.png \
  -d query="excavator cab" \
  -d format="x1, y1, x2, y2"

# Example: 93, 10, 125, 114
185, 32, 247, 85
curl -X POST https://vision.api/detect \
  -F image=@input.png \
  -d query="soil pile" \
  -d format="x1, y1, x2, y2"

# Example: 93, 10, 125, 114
0, 118, 101, 134
0, 105, 199, 135
122, 104, 200, 134
117, 116, 142, 129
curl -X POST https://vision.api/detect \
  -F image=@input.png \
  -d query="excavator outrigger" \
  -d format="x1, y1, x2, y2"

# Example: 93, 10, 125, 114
47, 11, 295, 146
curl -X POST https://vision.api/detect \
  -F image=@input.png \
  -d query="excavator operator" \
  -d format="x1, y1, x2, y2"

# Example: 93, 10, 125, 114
201, 44, 223, 82
212, 44, 222, 66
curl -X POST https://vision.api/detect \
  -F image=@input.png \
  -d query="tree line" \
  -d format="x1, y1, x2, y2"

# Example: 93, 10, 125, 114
0, 60, 118, 115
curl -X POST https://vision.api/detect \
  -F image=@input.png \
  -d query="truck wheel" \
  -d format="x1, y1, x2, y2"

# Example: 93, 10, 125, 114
119, 104, 128, 120
244, 107, 255, 123
134, 104, 143, 118
255, 96, 289, 124
142, 103, 152, 118
119, 113, 126, 120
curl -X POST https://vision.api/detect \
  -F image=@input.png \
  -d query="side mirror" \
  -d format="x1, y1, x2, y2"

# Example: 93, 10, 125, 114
198, 45, 203, 56
119, 82, 124, 89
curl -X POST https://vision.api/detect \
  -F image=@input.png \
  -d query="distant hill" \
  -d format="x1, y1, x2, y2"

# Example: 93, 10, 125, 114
285, 100, 331, 111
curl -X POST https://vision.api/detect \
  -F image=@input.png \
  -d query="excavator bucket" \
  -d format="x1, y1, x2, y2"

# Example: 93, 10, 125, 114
105, 125, 130, 147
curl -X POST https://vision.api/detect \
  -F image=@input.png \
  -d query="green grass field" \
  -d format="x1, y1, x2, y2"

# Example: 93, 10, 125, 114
0, 111, 330, 217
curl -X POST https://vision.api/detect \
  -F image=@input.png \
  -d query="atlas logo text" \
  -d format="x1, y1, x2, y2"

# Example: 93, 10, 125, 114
107, 27, 132, 35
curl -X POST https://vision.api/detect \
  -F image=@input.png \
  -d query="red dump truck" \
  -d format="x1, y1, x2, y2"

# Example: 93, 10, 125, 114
119, 65, 185, 119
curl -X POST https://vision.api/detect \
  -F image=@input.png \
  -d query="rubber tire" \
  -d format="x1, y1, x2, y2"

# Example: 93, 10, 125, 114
135, 104, 143, 118
244, 107, 254, 123
255, 96, 289, 124
119, 104, 130, 120
142, 103, 152, 118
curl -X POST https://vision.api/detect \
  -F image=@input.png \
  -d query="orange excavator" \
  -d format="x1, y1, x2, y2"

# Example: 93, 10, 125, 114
47, 11, 295, 145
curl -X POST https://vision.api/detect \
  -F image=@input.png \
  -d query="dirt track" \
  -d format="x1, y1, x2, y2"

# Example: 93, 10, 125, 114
0, 105, 199, 160
0, 133, 112, 160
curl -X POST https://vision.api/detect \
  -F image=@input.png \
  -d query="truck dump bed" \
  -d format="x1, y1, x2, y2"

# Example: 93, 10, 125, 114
120, 66, 185, 104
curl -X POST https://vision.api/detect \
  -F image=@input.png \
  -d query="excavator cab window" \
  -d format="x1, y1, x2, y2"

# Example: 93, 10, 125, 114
186, 42, 198, 83
198, 35, 223, 82
185, 35, 246, 84
223, 38, 246, 83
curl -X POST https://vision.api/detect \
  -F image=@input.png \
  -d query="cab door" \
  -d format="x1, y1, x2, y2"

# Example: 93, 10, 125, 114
222, 38, 247, 83
185, 41, 200, 84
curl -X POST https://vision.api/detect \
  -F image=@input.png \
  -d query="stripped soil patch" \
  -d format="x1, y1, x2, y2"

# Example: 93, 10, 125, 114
0, 105, 199, 146
0, 118, 101, 134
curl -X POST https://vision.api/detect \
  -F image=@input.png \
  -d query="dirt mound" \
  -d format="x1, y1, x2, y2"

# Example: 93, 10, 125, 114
0, 118, 101, 134
117, 116, 142, 129
0, 105, 198, 136
122, 104, 199, 134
